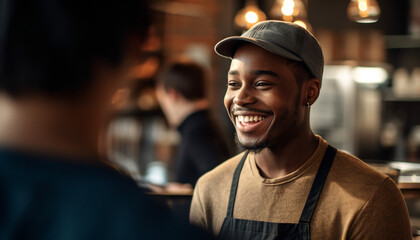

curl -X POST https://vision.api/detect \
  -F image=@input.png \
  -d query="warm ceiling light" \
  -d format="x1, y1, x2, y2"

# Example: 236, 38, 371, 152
281, 0, 295, 16
347, 0, 380, 23
245, 11, 259, 24
234, 0, 266, 30
269, 0, 307, 22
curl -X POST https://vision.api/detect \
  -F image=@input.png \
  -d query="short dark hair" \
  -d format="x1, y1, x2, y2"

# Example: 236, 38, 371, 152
157, 60, 206, 101
0, 0, 150, 97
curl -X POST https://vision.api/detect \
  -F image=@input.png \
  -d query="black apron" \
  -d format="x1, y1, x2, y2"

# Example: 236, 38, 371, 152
218, 145, 337, 240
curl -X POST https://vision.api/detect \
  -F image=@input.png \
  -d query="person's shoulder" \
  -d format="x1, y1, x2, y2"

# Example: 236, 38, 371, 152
329, 149, 396, 198
330, 152, 411, 239
324, 148, 407, 215
334, 149, 388, 184
71, 163, 146, 201
317, 136, 387, 186
196, 151, 245, 188
0, 149, 141, 196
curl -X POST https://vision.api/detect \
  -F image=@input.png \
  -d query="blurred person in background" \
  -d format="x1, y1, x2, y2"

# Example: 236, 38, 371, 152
156, 59, 233, 188
190, 20, 412, 239
0, 0, 211, 239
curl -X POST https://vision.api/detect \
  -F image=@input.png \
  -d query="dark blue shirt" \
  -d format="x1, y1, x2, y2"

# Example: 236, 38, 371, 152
0, 148, 209, 239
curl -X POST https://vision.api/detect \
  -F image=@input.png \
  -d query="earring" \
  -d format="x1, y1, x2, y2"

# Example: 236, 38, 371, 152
305, 102, 311, 108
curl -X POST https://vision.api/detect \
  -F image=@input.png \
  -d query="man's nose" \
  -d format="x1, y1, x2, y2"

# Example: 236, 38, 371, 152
233, 87, 256, 106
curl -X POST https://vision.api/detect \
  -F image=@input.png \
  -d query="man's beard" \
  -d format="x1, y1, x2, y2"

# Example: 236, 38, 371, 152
234, 133, 268, 154
233, 91, 301, 154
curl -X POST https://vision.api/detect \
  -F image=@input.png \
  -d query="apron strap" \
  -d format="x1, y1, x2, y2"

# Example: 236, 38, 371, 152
299, 145, 337, 224
226, 151, 249, 218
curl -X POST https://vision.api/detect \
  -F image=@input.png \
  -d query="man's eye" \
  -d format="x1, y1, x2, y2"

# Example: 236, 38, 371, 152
256, 81, 272, 87
228, 81, 240, 87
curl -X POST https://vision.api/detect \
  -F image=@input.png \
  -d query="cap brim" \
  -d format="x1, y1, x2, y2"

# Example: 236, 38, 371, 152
214, 36, 302, 62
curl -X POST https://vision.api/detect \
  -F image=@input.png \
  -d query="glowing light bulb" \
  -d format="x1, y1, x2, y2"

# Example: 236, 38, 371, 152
347, 0, 380, 23
359, 0, 368, 11
358, 0, 368, 17
245, 11, 258, 24
269, 0, 307, 23
281, 0, 295, 16
234, 0, 266, 30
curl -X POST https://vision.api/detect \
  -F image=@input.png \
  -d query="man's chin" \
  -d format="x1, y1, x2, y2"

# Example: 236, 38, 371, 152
235, 134, 268, 154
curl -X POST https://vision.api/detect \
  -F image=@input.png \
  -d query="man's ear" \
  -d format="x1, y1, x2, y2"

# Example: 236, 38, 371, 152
306, 78, 321, 105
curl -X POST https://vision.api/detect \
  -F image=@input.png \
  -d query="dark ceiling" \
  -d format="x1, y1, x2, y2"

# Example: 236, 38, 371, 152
248, 0, 411, 35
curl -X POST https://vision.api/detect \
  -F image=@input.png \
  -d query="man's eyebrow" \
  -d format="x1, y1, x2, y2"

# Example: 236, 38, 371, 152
228, 70, 279, 77
251, 70, 279, 77
228, 70, 239, 75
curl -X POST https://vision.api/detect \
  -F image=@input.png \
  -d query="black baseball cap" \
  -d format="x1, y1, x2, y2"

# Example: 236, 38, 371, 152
215, 20, 324, 80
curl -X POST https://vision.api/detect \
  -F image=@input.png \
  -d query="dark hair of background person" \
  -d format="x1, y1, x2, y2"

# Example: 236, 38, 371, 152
0, 0, 150, 98
157, 60, 206, 101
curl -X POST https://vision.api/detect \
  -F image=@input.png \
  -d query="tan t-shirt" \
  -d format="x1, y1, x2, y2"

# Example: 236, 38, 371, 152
190, 136, 412, 239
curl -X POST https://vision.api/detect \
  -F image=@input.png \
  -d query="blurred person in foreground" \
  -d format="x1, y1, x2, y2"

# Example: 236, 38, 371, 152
155, 59, 233, 189
0, 0, 211, 239
190, 20, 412, 239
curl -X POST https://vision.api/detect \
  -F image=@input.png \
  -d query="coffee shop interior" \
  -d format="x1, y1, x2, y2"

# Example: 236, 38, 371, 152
105, 0, 420, 234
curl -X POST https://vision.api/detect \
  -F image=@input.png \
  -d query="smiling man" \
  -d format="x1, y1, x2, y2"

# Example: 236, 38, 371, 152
190, 21, 412, 239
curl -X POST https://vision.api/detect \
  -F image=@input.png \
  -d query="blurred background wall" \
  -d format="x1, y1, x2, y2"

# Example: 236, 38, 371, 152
103, 1, 420, 233
106, 0, 420, 183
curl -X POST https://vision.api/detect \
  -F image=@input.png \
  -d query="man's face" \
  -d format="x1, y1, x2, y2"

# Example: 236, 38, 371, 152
224, 44, 306, 151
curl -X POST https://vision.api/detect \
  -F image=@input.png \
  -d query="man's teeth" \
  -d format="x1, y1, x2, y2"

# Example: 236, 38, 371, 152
237, 115, 265, 123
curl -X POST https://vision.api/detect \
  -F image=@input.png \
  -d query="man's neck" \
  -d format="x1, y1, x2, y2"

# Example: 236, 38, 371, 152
173, 99, 209, 127
0, 94, 101, 160
254, 130, 318, 179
